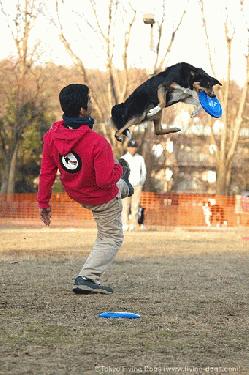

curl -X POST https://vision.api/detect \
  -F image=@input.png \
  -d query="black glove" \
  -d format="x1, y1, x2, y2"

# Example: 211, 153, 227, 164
118, 158, 130, 181
118, 158, 134, 197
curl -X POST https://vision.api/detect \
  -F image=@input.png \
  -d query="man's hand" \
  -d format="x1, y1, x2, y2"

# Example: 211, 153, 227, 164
118, 158, 134, 197
118, 158, 130, 181
40, 208, 51, 226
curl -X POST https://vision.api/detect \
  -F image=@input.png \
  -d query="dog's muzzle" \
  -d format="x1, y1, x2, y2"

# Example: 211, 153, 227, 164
200, 87, 215, 97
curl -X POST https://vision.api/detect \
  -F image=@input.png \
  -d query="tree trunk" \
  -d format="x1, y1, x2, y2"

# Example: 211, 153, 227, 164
216, 160, 232, 195
7, 146, 18, 194
216, 160, 226, 195
0, 145, 18, 193
0, 164, 9, 193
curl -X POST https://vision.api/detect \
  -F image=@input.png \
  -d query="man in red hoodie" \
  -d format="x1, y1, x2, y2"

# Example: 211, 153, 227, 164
38, 84, 133, 294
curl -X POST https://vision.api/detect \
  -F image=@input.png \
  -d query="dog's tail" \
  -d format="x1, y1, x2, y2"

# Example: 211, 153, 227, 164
111, 104, 125, 130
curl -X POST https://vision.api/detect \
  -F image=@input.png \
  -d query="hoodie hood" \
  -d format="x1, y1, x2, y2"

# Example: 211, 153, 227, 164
49, 120, 91, 155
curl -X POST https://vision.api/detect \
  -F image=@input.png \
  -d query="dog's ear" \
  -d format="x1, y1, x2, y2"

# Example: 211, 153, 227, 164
208, 76, 222, 86
214, 79, 222, 86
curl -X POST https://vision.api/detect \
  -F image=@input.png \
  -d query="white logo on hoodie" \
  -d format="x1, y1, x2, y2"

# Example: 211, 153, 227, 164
60, 151, 82, 173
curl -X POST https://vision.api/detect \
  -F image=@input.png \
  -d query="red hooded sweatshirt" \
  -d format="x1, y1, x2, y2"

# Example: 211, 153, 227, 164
37, 120, 122, 208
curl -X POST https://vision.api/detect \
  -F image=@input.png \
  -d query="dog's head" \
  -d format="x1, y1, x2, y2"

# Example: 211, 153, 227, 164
191, 68, 222, 97
111, 103, 127, 130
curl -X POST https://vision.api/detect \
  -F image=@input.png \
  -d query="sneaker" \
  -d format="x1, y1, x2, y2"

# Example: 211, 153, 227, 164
73, 276, 113, 295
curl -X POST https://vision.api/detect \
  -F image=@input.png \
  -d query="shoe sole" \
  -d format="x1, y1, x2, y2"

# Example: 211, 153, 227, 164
73, 285, 113, 295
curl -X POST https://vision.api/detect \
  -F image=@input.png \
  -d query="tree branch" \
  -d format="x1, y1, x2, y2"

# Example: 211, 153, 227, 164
157, 4, 188, 72
89, 0, 108, 43
199, 0, 216, 77
120, 4, 136, 101
153, 0, 166, 73
226, 49, 249, 165
55, 0, 104, 119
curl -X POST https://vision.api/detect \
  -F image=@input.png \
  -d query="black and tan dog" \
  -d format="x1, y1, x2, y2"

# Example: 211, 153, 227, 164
111, 62, 222, 141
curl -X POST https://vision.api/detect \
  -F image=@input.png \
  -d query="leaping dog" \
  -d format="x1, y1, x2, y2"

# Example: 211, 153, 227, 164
110, 62, 222, 142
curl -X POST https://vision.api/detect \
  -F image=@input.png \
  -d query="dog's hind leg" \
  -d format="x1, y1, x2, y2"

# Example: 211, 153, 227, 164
115, 115, 145, 142
152, 84, 181, 135
147, 84, 168, 117
153, 112, 163, 135
147, 82, 179, 118
153, 112, 181, 135
158, 84, 168, 108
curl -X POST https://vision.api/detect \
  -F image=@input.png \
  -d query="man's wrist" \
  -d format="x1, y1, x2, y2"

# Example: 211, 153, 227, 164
39, 204, 50, 209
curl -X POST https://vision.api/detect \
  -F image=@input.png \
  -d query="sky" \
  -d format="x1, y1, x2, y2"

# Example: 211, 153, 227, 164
0, 0, 248, 86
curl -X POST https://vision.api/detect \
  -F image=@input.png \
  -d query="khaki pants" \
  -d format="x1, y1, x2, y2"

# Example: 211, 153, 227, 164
79, 198, 123, 282
122, 185, 142, 228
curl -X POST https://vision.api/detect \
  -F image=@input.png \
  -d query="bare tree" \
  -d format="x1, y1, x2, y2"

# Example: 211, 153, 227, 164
0, 0, 44, 193
53, 0, 188, 153
139, 0, 188, 187
153, 0, 189, 74
200, 0, 249, 194
54, 0, 136, 149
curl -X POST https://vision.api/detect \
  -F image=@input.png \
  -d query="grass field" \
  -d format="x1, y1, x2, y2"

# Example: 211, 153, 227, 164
1, 227, 249, 374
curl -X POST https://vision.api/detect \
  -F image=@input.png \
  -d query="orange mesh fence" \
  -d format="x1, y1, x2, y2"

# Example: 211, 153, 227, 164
140, 193, 238, 227
0, 193, 93, 227
0, 192, 248, 228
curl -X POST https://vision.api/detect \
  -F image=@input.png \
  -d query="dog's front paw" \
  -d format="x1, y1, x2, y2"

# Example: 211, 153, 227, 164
115, 131, 124, 142
126, 129, 132, 140
115, 129, 131, 142
147, 105, 161, 118
191, 105, 202, 117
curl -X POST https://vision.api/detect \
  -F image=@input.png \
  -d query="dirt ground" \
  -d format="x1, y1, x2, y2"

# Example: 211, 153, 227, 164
0, 227, 249, 375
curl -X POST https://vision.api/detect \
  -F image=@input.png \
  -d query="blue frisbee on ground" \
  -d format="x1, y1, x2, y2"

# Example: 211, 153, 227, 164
98, 311, 140, 319
198, 91, 222, 118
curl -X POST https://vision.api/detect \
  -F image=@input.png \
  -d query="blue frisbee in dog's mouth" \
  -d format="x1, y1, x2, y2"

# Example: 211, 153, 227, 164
198, 91, 222, 118
99, 311, 140, 319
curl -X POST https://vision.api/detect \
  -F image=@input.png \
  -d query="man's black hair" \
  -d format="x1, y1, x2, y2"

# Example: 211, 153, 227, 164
59, 84, 89, 116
